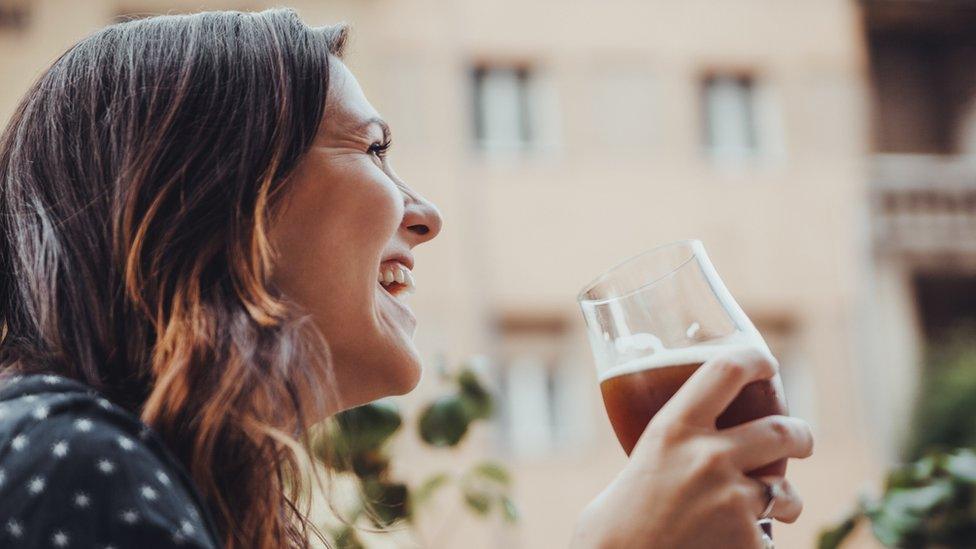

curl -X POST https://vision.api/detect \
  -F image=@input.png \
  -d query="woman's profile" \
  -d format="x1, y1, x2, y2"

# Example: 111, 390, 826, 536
0, 8, 812, 548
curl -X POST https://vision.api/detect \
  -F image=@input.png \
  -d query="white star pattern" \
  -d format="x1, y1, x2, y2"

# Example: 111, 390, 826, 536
73, 492, 91, 508
52, 440, 69, 458
51, 530, 69, 547
11, 434, 27, 450
27, 475, 45, 495
117, 436, 135, 451
120, 509, 139, 524
156, 470, 171, 486
5, 519, 23, 538
140, 484, 158, 501
0, 379, 219, 546
96, 458, 116, 474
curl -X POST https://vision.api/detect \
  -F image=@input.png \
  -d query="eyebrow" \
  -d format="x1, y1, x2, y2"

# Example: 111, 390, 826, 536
355, 116, 391, 141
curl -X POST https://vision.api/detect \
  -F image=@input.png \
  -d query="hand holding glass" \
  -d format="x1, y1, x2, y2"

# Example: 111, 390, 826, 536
578, 240, 788, 547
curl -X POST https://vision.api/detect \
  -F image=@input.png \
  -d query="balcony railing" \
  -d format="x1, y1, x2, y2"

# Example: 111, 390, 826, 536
871, 154, 976, 254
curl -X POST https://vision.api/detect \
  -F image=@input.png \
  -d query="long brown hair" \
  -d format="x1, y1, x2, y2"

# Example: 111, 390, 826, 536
0, 8, 347, 547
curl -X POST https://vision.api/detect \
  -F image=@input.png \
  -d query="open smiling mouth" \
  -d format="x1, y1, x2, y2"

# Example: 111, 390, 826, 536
378, 262, 415, 298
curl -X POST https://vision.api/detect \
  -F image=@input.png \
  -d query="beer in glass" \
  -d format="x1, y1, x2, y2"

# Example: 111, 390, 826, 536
578, 240, 789, 544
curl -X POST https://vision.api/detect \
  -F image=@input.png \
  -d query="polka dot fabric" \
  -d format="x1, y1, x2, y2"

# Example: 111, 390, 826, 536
0, 374, 221, 547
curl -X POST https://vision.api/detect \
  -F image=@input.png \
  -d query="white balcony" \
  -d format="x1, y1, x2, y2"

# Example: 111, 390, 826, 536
871, 154, 976, 254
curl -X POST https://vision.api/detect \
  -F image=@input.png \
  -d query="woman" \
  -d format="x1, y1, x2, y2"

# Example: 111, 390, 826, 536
0, 8, 813, 548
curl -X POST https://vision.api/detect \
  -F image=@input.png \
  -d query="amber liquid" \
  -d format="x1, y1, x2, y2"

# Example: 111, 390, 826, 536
600, 362, 789, 478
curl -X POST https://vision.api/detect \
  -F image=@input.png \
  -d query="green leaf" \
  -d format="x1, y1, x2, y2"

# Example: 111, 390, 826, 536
866, 482, 954, 546
501, 495, 519, 523
944, 449, 976, 483
463, 489, 493, 515
817, 512, 860, 549
889, 481, 955, 515
470, 462, 511, 486
335, 400, 403, 454
869, 510, 919, 547
829, 448, 976, 548
363, 479, 410, 526
458, 368, 494, 420
413, 473, 451, 506
459, 462, 517, 522
418, 396, 471, 447
350, 449, 390, 478
915, 453, 942, 480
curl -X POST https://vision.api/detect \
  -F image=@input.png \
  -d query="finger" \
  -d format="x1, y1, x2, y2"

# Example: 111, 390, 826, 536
721, 416, 814, 471
748, 477, 803, 524
658, 346, 778, 428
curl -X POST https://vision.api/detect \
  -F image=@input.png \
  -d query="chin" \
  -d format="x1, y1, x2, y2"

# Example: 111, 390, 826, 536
385, 347, 423, 396
335, 343, 423, 410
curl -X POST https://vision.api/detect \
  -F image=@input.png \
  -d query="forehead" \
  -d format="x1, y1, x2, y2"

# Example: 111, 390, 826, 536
324, 59, 381, 129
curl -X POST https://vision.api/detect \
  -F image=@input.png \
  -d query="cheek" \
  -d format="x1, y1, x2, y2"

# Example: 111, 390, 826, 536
272, 161, 401, 296
270, 160, 404, 350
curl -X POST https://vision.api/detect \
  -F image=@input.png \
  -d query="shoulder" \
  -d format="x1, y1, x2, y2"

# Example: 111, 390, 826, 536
0, 374, 219, 548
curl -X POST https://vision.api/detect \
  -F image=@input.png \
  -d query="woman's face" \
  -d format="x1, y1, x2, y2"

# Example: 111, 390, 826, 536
269, 59, 442, 413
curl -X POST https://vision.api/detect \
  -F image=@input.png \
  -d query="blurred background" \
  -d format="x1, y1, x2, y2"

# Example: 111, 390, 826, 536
2, 0, 975, 547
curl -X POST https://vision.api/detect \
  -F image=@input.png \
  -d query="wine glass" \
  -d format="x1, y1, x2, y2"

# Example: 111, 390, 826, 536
578, 239, 787, 548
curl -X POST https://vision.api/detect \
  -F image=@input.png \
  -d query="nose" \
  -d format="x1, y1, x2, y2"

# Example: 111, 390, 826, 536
401, 188, 443, 246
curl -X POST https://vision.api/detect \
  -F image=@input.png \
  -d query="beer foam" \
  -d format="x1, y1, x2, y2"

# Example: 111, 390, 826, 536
598, 342, 762, 382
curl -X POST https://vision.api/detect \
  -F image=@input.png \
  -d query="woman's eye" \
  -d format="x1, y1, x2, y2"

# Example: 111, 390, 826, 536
367, 140, 391, 158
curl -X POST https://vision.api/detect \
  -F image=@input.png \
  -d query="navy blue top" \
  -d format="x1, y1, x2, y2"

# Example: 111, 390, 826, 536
0, 374, 222, 547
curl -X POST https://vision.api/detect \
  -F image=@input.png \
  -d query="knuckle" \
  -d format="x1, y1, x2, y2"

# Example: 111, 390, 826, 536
768, 417, 814, 457
710, 347, 778, 382
712, 358, 748, 382
743, 347, 778, 377
649, 418, 686, 446
766, 416, 794, 446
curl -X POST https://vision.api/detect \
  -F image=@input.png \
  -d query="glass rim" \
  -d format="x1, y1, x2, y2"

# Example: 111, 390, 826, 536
577, 239, 702, 305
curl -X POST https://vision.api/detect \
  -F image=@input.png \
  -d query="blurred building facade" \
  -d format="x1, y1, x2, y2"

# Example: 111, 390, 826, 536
859, 0, 976, 476
2, 1, 974, 548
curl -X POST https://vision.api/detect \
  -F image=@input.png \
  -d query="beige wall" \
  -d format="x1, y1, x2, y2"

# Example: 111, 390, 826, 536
0, 2, 891, 547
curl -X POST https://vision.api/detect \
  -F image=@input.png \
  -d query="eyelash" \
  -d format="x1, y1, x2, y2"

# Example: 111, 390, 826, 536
368, 139, 391, 158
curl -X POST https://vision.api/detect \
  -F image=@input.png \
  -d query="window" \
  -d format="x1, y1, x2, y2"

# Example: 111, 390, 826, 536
701, 72, 785, 164
0, 0, 29, 31
472, 65, 532, 151
471, 64, 558, 154
493, 315, 593, 457
497, 354, 591, 457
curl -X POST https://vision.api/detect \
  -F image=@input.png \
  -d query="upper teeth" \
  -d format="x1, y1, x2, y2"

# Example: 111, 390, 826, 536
379, 263, 415, 294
